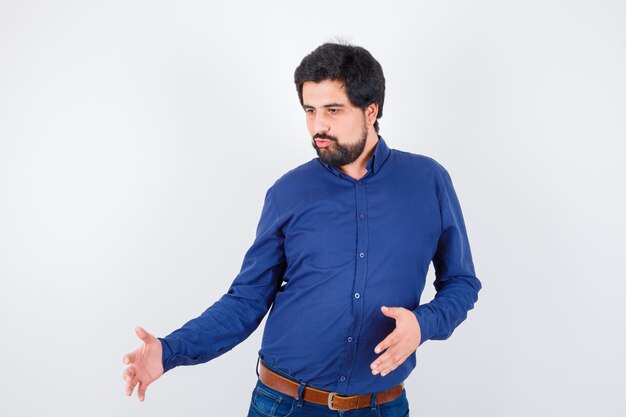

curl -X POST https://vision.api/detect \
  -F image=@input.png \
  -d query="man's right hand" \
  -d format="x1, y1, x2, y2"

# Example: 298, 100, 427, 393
122, 326, 164, 401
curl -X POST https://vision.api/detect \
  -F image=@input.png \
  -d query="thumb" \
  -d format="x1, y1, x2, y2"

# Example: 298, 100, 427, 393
135, 326, 154, 343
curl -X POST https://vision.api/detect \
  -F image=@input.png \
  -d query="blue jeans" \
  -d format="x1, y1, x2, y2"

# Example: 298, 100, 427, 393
246, 359, 410, 417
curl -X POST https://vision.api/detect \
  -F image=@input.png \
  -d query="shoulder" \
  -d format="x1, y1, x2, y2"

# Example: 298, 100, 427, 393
263, 158, 321, 199
260, 158, 322, 216
272, 158, 320, 187
391, 148, 449, 178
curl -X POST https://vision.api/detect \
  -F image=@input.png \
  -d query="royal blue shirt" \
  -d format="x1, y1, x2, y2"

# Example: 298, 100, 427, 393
158, 135, 481, 395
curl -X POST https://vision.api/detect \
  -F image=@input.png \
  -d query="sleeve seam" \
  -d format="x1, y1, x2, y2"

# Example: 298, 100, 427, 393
436, 167, 449, 235
268, 186, 282, 221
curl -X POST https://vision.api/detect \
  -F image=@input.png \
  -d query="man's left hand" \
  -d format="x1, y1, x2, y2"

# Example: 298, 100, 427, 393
371, 306, 421, 377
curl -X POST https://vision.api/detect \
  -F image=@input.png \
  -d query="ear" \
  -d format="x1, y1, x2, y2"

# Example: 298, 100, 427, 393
365, 102, 379, 126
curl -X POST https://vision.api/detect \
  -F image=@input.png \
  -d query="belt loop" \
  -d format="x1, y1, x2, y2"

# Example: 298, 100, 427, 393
370, 392, 377, 410
255, 356, 260, 378
296, 381, 307, 408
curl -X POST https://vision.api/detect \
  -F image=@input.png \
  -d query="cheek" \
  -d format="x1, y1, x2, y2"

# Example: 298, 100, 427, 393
305, 118, 315, 135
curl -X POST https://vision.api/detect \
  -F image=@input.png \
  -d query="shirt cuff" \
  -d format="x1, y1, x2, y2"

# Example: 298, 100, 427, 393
412, 305, 436, 346
158, 337, 175, 373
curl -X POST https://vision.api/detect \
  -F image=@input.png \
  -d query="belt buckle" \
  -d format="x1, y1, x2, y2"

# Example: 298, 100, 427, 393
327, 392, 339, 411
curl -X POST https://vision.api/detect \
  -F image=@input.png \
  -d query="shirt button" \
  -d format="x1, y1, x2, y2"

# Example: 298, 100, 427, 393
340, 376, 346, 381
354, 293, 360, 299
357, 180, 363, 185
359, 252, 365, 258
359, 213, 365, 219
347, 337, 353, 343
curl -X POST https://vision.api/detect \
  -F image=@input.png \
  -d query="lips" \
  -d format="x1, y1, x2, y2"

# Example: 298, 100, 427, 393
315, 139, 332, 148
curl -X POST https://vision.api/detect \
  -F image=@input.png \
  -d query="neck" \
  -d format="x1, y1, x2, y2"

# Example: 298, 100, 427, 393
338, 129, 379, 180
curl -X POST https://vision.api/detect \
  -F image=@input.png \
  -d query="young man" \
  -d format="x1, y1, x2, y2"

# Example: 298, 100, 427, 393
122, 43, 482, 416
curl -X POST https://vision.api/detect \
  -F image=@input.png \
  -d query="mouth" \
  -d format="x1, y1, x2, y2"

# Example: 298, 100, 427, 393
314, 138, 332, 148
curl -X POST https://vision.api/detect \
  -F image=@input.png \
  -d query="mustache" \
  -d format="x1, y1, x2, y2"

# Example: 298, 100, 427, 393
313, 133, 337, 141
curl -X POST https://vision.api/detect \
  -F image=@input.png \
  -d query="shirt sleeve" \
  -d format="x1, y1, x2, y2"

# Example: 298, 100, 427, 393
158, 186, 286, 372
412, 167, 482, 346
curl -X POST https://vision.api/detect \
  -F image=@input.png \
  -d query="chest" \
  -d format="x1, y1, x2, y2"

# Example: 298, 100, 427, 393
281, 182, 441, 270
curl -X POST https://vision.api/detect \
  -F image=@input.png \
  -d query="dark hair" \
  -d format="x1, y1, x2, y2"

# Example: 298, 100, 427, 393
294, 42, 385, 133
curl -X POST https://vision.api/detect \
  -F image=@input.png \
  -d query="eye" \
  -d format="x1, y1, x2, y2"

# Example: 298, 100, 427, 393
305, 108, 315, 114
328, 108, 340, 114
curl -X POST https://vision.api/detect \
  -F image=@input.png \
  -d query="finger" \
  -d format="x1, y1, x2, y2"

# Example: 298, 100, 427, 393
378, 350, 410, 377
126, 375, 139, 397
380, 305, 398, 318
137, 381, 148, 402
135, 326, 153, 343
122, 367, 135, 382
380, 354, 406, 377
379, 354, 401, 376
372, 348, 396, 375
374, 331, 397, 355
373, 340, 410, 375
123, 351, 136, 365
371, 333, 397, 373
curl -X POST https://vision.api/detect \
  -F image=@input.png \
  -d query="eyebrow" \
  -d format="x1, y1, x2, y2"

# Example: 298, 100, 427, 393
303, 103, 346, 109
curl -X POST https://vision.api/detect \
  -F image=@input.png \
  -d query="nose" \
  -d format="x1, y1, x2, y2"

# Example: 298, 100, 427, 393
312, 112, 330, 135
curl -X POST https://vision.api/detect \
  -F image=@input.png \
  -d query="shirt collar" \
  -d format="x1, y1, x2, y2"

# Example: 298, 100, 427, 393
321, 134, 391, 179
366, 134, 391, 175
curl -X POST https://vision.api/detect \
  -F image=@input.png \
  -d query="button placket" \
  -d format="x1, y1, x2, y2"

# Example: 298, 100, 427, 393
337, 178, 370, 393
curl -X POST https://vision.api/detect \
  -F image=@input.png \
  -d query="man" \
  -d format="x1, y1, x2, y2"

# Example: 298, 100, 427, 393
122, 42, 481, 416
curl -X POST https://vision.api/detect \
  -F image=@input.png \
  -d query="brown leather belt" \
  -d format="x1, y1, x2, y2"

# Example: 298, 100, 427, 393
257, 360, 404, 411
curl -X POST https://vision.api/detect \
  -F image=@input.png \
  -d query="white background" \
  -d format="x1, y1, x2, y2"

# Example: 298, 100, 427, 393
1, 1, 625, 416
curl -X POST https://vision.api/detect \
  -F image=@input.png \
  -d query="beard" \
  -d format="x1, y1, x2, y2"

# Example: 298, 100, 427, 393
312, 120, 368, 168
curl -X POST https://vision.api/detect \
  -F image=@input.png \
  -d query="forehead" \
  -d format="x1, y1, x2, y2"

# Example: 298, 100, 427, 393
302, 79, 352, 106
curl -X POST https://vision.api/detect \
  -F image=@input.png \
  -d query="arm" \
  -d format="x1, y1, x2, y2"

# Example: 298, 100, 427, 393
158, 186, 286, 372
370, 166, 482, 377
412, 167, 482, 345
